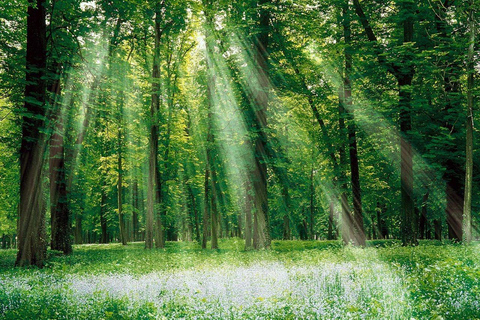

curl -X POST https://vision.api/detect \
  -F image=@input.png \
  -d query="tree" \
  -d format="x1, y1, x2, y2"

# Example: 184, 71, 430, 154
463, 0, 476, 243
251, 0, 271, 249
16, 0, 48, 267
341, 1, 365, 246
353, 0, 417, 245
146, 0, 164, 249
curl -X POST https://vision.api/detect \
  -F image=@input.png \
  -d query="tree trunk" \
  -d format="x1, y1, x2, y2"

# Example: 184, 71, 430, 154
132, 180, 139, 241
204, 9, 218, 249
463, 0, 475, 243
16, 0, 48, 267
309, 164, 315, 240
146, 1, 163, 249
327, 201, 335, 240
245, 179, 253, 249
210, 166, 219, 249
202, 164, 210, 249
434, 1, 465, 242
338, 87, 353, 244
117, 128, 127, 245
74, 209, 83, 245
399, 1, 416, 246
100, 181, 108, 244
251, 0, 271, 250
282, 184, 291, 240
376, 202, 388, 239
184, 176, 200, 243
237, 208, 242, 239
48, 61, 72, 255
419, 192, 429, 240
343, 2, 365, 246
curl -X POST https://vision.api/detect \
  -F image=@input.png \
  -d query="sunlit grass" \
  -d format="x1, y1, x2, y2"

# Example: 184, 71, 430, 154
1, 239, 480, 319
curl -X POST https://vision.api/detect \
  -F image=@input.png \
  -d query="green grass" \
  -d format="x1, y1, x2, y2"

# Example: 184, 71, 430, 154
1, 239, 479, 319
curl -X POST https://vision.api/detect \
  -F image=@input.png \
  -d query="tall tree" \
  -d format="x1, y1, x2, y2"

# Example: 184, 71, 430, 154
353, 0, 417, 245
251, 0, 271, 249
434, 0, 465, 241
205, 9, 219, 250
146, 0, 164, 249
342, 1, 365, 246
463, 0, 476, 243
49, 68, 72, 254
16, 0, 48, 267
117, 94, 127, 246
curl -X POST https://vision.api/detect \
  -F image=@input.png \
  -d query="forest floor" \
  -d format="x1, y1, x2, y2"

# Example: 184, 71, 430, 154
0, 239, 479, 319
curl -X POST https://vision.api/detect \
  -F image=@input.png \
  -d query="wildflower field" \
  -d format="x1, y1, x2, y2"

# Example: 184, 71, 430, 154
1, 239, 479, 319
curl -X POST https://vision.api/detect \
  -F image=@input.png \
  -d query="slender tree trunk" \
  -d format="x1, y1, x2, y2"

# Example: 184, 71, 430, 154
100, 181, 108, 244
309, 164, 315, 240
343, 2, 365, 246
132, 180, 139, 241
74, 210, 83, 244
399, 77, 415, 246
419, 192, 429, 240
237, 208, 242, 239
202, 164, 210, 249
117, 128, 127, 245
245, 179, 253, 249
16, 0, 48, 267
49, 69, 72, 254
282, 184, 291, 240
338, 87, 353, 244
189, 185, 201, 242
327, 201, 335, 240
434, 1, 465, 242
210, 165, 219, 249
146, 1, 164, 249
463, 0, 475, 243
251, 0, 271, 250
375, 202, 384, 239
155, 156, 165, 246
399, 1, 416, 246
204, 9, 219, 249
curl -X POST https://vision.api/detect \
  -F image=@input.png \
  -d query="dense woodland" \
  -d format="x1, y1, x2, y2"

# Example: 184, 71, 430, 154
0, 0, 478, 267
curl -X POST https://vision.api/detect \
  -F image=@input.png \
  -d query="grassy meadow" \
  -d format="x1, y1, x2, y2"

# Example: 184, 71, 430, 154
1, 239, 480, 319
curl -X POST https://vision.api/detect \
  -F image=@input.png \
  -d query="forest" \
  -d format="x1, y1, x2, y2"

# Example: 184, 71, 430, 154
0, 0, 479, 319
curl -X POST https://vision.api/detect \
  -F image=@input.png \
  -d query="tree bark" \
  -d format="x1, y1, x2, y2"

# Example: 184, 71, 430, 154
463, 0, 475, 243
327, 201, 335, 240
16, 0, 48, 267
419, 192, 429, 240
117, 126, 127, 245
146, 1, 164, 249
338, 85, 353, 244
204, 6, 219, 249
189, 184, 201, 242
99, 181, 108, 244
210, 165, 219, 249
434, 1, 465, 242
398, 1, 416, 246
132, 180, 139, 241
202, 164, 210, 249
49, 64, 72, 254
343, 2, 365, 246
252, 0, 271, 250
309, 164, 315, 240
244, 178, 253, 250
